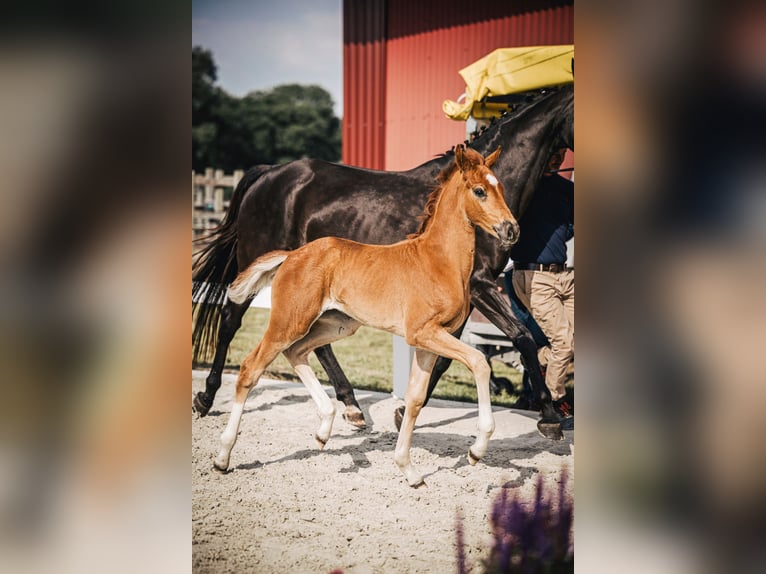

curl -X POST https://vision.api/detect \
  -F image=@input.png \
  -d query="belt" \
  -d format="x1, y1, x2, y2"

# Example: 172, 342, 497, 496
513, 261, 569, 272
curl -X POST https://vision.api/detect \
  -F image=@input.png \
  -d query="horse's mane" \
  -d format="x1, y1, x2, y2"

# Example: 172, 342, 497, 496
409, 87, 568, 239
435, 87, 563, 158
407, 161, 460, 239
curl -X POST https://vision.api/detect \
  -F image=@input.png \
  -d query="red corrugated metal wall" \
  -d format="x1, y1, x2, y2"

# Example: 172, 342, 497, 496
342, 0, 387, 169
343, 1, 573, 170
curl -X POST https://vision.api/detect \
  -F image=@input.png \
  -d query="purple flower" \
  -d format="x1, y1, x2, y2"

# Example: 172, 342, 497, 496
457, 468, 573, 573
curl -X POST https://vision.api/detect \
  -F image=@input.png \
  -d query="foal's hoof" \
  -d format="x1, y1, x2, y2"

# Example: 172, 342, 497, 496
537, 420, 564, 441
193, 392, 211, 417
467, 448, 482, 466
409, 479, 427, 489
212, 462, 229, 474
314, 435, 328, 450
394, 405, 405, 432
342, 410, 367, 430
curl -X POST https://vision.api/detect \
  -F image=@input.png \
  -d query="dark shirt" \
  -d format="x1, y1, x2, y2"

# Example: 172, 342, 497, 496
510, 174, 574, 265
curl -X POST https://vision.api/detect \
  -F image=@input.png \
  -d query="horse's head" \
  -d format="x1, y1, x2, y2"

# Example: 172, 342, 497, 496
454, 144, 519, 248
478, 85, 573, 216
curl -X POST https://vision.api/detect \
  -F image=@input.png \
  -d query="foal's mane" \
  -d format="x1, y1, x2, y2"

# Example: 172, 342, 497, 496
407, 161, 461, 239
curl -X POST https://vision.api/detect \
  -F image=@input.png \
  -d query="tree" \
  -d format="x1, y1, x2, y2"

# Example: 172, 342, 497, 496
241, 84, 341, 165
192, 46, 217, 123
192, 48, 341, 172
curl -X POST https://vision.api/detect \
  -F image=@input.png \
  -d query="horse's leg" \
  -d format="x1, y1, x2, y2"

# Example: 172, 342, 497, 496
215, 291, 325, 471
314, 345, 366, 429
393, 348, 437, 487
283, 313, 362, 446
213, 337, 283, 472
409, 327, 496, 465
393, 319, 467, 431
470, 284, 563, 441
194, 298, 251, 417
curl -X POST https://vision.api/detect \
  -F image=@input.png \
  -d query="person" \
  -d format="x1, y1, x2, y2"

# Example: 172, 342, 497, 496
503, 264, 549, 410
510, 148, 574, 419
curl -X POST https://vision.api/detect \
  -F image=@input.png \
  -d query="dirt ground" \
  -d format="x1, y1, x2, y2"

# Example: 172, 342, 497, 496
192, 370, 573, 573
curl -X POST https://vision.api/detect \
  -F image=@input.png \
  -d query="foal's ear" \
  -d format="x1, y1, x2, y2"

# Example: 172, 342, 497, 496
485, 146, 502, 168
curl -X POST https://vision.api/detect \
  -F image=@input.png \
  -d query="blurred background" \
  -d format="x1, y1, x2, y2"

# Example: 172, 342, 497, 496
0, 2, 190, 572
0, 0, 764, 572
576, 0, 766, 572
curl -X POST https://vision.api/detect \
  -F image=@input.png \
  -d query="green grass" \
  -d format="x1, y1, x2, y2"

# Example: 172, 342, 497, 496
196, 307, 525, 407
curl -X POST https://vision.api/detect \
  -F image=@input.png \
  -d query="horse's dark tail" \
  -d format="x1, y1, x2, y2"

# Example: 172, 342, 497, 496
192, 165, 271, 364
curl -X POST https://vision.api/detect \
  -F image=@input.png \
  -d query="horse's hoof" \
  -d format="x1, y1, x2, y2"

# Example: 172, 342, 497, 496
315, 435, 328, 450
467, 448, 481, 466
537, 420, 564, 441
409, 479, 427, 489
193, 393, 211, 417
342, 410, 367, 430
394, 406, 405, 431
212, 462, 229, 474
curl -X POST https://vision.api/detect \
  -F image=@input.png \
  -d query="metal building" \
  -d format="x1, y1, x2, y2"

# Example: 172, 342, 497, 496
342, 0, 574, 170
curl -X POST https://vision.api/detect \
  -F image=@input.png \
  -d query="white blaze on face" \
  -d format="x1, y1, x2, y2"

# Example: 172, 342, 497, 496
486, 173, 498, 187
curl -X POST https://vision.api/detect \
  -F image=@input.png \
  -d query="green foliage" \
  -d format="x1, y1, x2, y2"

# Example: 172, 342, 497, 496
192, 47, 341, 172
192, 46, 217, 120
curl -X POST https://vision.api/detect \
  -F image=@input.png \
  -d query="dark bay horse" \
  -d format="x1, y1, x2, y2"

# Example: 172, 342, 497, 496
193, 85, 573, 440
215, 146, 516, 486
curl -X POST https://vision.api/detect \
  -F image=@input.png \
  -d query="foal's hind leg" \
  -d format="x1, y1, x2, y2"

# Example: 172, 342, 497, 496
283, 312, 362, 447
213, 338, 284, 472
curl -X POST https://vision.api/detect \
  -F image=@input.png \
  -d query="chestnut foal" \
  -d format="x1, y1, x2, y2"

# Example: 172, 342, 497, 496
214, 145, 518, 487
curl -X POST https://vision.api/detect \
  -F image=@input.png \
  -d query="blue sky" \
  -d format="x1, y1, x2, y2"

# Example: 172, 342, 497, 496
192, 0, 344, 116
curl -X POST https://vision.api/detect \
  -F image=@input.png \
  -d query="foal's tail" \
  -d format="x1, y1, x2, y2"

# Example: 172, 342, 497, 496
192, 165, 272, 363
227, 252, 289, 304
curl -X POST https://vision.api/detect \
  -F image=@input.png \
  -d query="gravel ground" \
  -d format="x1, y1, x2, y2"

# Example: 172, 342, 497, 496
192, 370, 573, 573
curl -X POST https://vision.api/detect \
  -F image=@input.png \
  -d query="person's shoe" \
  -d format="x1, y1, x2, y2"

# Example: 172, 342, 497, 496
553, 397, 573, 419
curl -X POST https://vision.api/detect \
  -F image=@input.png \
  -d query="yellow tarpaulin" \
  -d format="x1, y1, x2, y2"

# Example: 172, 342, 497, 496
443, 45, 574, 121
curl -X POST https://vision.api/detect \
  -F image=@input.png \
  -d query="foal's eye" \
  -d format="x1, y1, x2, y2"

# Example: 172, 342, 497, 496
473, 187, 487, 199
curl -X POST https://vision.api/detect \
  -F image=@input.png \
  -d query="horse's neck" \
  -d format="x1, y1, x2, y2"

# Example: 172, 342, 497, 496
404, 155, 453, 182
469, 97, 566, 215
414, 179, 475, 279
408, 91, 570, 215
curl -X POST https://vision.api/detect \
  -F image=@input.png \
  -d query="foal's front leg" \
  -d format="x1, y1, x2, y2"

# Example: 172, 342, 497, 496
470, 278, 562, 440
411, 327, 496, 465
394, 348, 437, 487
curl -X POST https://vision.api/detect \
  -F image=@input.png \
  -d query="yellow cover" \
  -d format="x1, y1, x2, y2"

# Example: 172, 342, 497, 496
443, 45, 574, 121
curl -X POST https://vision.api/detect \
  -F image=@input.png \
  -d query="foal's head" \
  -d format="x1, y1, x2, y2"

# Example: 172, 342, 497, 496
451, 144, 519, 248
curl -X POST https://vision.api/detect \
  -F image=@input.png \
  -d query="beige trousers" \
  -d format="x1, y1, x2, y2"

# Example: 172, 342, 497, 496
512, 269, 574, 400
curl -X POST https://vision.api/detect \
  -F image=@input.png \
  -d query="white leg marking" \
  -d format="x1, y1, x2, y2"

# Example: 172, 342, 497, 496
393, 349, 435, 486
214, 401, 245, 471
469, 357, 495, 463
394, 408, 426, 487
291, 362, 336, 448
